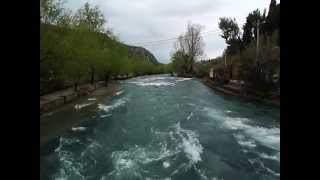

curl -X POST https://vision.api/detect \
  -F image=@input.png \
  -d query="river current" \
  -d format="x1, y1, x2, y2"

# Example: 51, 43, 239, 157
40, 74, 280, 180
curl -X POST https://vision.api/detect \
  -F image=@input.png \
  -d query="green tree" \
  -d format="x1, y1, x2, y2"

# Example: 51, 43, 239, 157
56, 9, 74, 28
74, 2, 106, 32
40, 0, 67, 25
218, 17, 243, 55
264, 0, 280, 36
40, 1, 166, 95
174, 22, 204, 74
171, 50, 188, 76
242, 9, 264, 47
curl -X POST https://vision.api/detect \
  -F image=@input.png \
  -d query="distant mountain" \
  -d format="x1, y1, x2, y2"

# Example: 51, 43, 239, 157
124, 44, 160, 65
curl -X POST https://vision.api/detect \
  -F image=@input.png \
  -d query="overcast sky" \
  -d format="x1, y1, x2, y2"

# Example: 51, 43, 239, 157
65, 0, 277, 64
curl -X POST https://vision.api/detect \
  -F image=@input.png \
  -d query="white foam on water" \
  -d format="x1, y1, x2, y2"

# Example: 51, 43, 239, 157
226, 110, 232, 113
211, 177, 225, 180
88, 98, 96, 101
229, 121, 280, 151
74, 102, 94, 110
145, 76, 169, 81
206, 108, 280, 151
98, 97, 127, 112
98, 104, 112, 112
183, 137, 202, 161
108, 150, 138, 178
248, 158, 280, 177
234, 134, 256, 148
54, 137, 79, 151
194, 167, 209, 180
146, 177, 171, 180
108, 141, 179, 178
242, 149, 249, 153
87, 140, 102, 150
187, 112, 193, 120
53, 137, 85, 180
266, 167, 280, 177
174, 122, 203, 163
192, 165, 225, 180
127, 76, 176, 87
129, 81, 175, 87
169, 163, 184, 176
118, 158, 135, 169
115, 90, 123, 96
245, 126, 280, 151
238, 140, 256, 148
258, 152, 280, 162
71, 127, 86, 132
99, 176, 107, 180
163, 161, 170, 168
100, 114, 111, 118
175, 78, 192, 82
223, 117, 251, 130
79, 140, 103, 160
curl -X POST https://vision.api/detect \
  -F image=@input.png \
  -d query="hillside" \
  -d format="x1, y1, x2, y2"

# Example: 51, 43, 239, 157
40, 23, 165, 95
124, 45, 160, 65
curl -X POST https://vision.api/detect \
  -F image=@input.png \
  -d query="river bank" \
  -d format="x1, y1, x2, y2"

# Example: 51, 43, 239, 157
201, 77, 280, 107
40, 73, 169, 115
40, 74, 166, 147
40, 80, 120, 146
40, 75, 136, 115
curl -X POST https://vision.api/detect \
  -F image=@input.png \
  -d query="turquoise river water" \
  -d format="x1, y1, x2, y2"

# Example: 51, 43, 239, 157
40, 74, 280, 180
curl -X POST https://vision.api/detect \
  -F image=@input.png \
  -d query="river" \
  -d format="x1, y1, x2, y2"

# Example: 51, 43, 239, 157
40, 74, 280, 180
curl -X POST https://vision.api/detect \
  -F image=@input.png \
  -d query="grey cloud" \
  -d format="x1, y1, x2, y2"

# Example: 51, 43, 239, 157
150, 0, 223, 17
66, 0, 271, 64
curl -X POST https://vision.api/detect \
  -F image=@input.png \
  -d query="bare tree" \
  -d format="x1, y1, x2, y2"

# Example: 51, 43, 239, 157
175, 22, 205, 73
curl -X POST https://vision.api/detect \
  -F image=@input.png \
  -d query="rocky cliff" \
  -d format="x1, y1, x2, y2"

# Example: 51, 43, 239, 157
124, 45, 160, 65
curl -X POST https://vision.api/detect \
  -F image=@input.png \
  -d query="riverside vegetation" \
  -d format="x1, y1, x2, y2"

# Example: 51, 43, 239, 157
170, 0, 280, 101
40, 0, 171, 95
40, 1, 280, 179
41, 0, 279, 102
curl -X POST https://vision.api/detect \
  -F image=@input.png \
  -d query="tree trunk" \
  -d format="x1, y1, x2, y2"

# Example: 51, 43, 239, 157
230, 65, 233, 79
74, 82, 78, 92
90, 67, 95, 84
189, 58, 193, 73
105, 74, 109, 87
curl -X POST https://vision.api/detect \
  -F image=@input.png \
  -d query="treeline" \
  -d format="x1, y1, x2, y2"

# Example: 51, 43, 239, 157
40, 0, 169, 95
214, 0, 280, 95
170, 23, 205, 77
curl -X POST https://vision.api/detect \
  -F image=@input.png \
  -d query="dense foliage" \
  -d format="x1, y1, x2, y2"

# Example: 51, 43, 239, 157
40, 0, 168, 95
214, 0, 280, 95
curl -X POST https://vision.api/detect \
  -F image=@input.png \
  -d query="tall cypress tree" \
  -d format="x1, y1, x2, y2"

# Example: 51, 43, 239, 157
265, 0, 280, 36
242, 9, 262, 47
